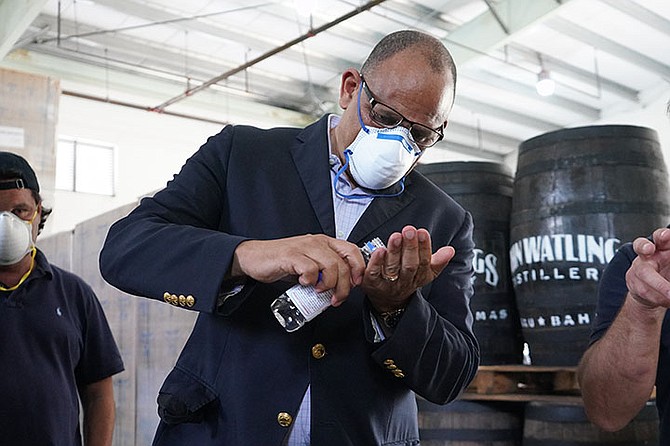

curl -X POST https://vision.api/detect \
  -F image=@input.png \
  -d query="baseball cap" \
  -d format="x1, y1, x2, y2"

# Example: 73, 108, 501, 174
0, 152, 40, 192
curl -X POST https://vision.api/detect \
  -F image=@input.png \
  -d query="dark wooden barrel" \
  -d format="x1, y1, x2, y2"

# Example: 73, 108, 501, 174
523, 401, 659, 445
417, 161, 523, 365
510, 125, 670, 366
417, 397, 524, 445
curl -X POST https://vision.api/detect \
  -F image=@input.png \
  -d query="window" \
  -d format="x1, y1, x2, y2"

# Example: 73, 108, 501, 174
56, 137, 115, 196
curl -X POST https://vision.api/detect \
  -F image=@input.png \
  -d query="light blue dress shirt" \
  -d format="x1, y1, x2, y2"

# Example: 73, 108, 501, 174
284, 115, 374, 446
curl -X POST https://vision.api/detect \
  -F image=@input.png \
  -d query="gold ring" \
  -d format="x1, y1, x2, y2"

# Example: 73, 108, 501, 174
384, 274, 399, 282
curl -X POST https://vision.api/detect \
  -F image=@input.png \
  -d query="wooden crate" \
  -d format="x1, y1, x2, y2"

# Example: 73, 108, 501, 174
461, 365, 581, 403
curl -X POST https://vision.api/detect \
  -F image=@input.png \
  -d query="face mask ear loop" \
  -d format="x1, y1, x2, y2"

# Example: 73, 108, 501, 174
0, 246, 37, 292
28, 208, 38, 225
356, 81, 370, 135
333, 150, 361, 200
26, 208, 38, 248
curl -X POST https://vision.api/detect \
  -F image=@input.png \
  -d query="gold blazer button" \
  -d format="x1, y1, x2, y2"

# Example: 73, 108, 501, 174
277, 412, 293, 427
186, 295, 195, 307
311, 343, 326, 359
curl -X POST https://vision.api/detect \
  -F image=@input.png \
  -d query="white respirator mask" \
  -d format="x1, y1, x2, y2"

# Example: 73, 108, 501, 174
0, 211, 35, 266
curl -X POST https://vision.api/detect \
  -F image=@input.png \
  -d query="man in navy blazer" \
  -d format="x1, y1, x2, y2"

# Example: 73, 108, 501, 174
100, 30, 479, 445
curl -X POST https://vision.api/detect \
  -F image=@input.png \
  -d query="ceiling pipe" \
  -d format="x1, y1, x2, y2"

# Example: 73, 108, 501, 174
481, 0, 509, 35
57, 0, 61, 46
40, 2, 281, 44
152, 0, 388, 112
62, 89, 231, 126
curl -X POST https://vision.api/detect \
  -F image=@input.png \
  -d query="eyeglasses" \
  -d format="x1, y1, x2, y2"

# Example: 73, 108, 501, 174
360, 76, 444, 148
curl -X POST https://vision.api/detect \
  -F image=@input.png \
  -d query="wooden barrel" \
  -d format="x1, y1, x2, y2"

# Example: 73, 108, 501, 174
523, 401, 659, 445
417, 397, 524, 445
417, 162, 523, 365
510, 125, 670, 366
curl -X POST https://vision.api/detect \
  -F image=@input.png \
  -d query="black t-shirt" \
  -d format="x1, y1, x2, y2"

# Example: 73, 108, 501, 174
0, 250, 124, 445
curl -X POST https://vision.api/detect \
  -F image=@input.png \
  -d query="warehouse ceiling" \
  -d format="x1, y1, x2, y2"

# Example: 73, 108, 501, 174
1, 0, 669, 162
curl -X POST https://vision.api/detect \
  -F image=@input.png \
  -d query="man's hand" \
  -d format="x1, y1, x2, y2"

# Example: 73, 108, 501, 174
578, 226, 670, 432
361, 225, 455, 312
626, 227, 670, 309
231, 234, 366, 303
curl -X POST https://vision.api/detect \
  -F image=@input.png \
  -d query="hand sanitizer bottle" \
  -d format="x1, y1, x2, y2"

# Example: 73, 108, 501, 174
271, 237, 385, 332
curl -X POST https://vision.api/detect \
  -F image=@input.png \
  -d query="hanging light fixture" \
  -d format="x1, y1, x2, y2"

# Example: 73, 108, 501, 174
536, 69, 555, 96
535, 53, 555, 97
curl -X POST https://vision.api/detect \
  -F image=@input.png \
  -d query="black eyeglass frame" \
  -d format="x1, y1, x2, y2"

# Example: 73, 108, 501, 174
360, 75, 444, 148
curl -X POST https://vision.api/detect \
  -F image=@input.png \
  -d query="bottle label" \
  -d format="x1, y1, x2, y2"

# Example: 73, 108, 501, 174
284, 285, 333, 322
272, 237, 386, 330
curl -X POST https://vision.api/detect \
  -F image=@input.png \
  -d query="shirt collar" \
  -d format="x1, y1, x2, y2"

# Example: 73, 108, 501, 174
327, 114, 344, 171
32, 248, 54, 280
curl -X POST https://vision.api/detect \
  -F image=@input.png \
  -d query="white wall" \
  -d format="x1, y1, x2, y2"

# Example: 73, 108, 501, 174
44, 94, 310, 237
43, 91, 670, 237
44, 95, 221, 237
593, 93, 670, 152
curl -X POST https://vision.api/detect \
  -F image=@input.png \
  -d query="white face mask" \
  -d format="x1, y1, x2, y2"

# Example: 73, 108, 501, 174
345, 124, 420, 191
0, 211, 35, 266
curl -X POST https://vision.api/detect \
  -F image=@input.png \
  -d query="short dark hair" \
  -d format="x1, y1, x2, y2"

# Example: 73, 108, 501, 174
0, 169, 52, 234
361, 30, 457, 98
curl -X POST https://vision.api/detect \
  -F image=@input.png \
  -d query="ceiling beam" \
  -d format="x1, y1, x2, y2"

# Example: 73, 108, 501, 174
455, 96, 561, 132
504, 44, 640, 103
598, 0, 670, 37
28, 9, 355, 75
428, 142, 507, 163
444, 0, 573, 66
23, 14, 335, 114
1, 49, 313, 128
446, 121, 521, 151
45, 0, 373, 79
0, 0, 48, 59
368, 1, 458, 35
154, 0, 388, 110
547, 17, 670, 79
464, 70, 602, 120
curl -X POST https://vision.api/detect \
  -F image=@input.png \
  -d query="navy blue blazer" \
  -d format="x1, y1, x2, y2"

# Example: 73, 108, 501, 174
99, 115, 479, 445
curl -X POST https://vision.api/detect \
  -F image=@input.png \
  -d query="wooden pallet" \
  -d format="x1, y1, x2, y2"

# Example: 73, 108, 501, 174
461, 365, 581, 403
